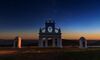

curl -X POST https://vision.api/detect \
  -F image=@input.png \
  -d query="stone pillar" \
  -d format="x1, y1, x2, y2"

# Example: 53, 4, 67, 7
57, 38, 62, 48
52, 38, 55, 47
41, 40, 43, 47
39, 38, 43, 47
18, 37, 22, 48
39, 38, 41, 47
59, 39, 62, 48
45, 38, 48, 47
38, 38, 40, 47
57, 39, 59, 47
14, 36, 22, 48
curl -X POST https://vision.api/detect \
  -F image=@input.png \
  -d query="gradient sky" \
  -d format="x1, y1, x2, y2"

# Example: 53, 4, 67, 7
0, 0, 100, 40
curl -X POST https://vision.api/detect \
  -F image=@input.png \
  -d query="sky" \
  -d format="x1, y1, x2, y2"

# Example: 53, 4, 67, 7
0, 0, 100, 40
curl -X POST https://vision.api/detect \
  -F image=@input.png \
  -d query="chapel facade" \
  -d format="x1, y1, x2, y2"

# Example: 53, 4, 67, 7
38, 20, 62, 48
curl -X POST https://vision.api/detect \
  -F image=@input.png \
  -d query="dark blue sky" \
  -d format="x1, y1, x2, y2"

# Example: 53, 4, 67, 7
0, 0, 100, 39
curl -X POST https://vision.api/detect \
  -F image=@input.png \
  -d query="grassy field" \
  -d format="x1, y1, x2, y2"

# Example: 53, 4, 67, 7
0, 47, 100, 60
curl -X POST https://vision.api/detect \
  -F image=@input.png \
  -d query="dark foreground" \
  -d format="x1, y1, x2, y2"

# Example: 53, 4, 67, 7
0, 47, 100, 60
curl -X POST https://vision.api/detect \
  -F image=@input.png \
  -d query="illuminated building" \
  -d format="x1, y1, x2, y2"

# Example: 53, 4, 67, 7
79, 37, 87, 48
14, 36, 22, 48
39, 20, 62, 48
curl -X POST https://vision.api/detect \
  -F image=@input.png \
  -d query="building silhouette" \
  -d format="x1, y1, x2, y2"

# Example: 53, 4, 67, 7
79, 37, 87, 48
13, 36, 22, 48
39, 20, 62, 48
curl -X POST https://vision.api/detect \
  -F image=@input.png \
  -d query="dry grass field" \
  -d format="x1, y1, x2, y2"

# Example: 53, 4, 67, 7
0, 47, 100, 60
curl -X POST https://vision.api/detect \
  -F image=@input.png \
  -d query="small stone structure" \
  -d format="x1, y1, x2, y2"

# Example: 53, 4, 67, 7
39, 20, 62, 48
79, 37, 87, 48
13, 36, 22, 48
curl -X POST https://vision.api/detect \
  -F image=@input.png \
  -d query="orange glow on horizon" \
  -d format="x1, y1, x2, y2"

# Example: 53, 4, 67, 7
0, 32, 100, 40
0, 32, 38, 40
62, 32, 100, 40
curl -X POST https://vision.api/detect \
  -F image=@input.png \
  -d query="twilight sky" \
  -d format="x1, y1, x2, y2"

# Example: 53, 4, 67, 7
0, 0, 100, 40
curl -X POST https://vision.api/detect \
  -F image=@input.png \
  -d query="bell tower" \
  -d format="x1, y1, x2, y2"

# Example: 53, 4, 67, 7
45, 20, 55, 33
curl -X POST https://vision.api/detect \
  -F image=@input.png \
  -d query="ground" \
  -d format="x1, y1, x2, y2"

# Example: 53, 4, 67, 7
0, 47, 100, 60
